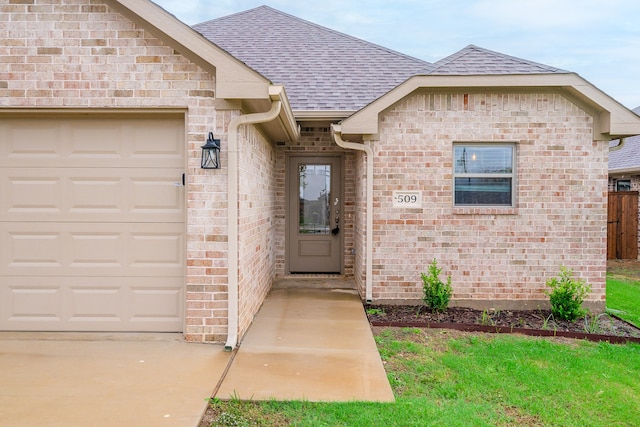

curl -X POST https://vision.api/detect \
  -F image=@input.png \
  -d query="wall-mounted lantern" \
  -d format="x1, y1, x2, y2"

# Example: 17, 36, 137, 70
201, 132, 221, 169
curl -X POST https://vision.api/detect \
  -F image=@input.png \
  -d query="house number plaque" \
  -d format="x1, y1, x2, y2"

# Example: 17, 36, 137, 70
392, 191, 422, 208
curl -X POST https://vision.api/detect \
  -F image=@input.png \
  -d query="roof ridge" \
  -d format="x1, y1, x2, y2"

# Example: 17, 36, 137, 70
195, 5, 433, 69
193, 5, 269, 27
432, 44, 567, 74
431, 44, 476, 70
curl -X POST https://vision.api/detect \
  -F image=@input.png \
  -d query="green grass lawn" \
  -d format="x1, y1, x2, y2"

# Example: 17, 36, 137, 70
203, 328, 640, 426
607, 275, 640, 327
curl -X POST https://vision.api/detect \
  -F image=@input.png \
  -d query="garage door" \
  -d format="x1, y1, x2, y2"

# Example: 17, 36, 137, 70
0, 114, 185, 332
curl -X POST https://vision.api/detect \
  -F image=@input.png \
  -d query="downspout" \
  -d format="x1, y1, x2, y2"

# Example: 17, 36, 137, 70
331, 124, 374, 303
225, 99, 282, 351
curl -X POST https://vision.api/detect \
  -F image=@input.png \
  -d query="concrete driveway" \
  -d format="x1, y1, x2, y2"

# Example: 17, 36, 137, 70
0, 333, 230, 427
0, 282, 393, 426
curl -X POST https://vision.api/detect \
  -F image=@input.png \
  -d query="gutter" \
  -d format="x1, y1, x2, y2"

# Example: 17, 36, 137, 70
225, 98, 282, 351
609, 137, 626, 152
331, 124, 374, 303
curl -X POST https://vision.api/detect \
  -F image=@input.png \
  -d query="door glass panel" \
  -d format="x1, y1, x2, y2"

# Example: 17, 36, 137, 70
298, 164, 331, 234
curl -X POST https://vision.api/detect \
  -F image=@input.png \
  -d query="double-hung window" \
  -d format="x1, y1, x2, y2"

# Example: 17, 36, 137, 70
453, 143, 515, 207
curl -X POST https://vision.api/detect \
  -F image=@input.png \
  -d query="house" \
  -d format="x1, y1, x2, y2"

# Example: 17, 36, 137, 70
2, 1, 640, 346
609, 107, 640, 191
608, 106, 640, 259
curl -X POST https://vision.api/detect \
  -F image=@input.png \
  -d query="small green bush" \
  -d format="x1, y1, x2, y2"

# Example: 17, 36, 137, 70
421, 258, 453, 313
545, 266, 591, 321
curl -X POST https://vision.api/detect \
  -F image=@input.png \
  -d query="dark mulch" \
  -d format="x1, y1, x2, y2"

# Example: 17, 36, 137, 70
366, 305, 640, 342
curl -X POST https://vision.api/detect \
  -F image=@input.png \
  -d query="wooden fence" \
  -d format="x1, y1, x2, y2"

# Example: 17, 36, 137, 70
607, 191, 638, 260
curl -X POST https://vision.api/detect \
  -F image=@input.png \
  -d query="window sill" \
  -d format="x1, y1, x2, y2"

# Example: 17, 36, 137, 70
452, 207, 518, 215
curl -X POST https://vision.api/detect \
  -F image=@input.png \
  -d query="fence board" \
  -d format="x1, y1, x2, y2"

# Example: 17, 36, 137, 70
607, 191, 638, 259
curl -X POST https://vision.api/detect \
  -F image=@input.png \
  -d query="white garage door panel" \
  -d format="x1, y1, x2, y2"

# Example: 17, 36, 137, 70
0, 114, 186, 332
0, 116, 184, 168
0, 167, 184, 222
1, 222, 183, 276
0, 276, 183, 331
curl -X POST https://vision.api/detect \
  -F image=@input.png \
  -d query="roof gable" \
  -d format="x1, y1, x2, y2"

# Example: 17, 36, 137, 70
193, 6, 433, 112
431, 45, 567, 75
340, 73, 640, 140
109, 0, 270, 99
108, 0, 298, 141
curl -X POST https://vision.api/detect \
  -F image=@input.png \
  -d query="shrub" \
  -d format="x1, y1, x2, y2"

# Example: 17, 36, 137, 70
545, 266, 591, 321
421, 258, 453, 313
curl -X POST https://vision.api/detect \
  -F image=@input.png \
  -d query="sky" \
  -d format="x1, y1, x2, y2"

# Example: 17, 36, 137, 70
153, 0, 640, 109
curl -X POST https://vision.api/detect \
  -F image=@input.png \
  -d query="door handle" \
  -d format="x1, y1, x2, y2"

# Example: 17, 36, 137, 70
174, 173, 185, 187
332, 203, 340, 235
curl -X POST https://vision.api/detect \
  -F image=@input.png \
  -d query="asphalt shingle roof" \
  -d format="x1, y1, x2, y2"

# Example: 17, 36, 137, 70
609, 107, 640, 171
432, 44, 567, 74
193, 6, 569, 112
193, 6, 433, 111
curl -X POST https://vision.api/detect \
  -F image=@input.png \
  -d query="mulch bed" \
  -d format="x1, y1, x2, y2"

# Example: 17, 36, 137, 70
366, 305, 640, 344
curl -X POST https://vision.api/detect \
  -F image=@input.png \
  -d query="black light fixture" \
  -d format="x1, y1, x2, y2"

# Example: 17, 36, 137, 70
201, 132, 221, 169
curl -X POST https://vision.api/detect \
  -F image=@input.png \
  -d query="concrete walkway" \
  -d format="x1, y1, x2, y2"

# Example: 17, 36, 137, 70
216, 281, 394, 402
0, 281, 394, 426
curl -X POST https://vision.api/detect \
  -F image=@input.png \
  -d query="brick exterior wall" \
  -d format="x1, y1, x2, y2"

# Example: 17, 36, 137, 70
0, 0, 243, 342
1, 1, 612, 341
237, 124, 277, 336
368, 92, 607, 310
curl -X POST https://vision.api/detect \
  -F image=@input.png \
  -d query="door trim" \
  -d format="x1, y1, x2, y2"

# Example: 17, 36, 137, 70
285, 153, 344, 274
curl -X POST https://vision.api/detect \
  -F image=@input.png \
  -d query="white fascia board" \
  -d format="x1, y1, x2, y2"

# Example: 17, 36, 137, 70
269, 85, 300, 142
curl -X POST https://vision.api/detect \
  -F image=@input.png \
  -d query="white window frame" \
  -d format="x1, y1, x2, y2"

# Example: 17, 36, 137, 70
453, 142, 516, 207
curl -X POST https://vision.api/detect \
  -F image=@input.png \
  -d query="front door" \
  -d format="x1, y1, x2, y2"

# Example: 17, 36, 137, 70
287, 155, 342, 273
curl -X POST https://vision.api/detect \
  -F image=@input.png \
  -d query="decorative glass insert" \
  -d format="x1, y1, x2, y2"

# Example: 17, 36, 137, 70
298, 164, 331, 234
453, 144, 515, 206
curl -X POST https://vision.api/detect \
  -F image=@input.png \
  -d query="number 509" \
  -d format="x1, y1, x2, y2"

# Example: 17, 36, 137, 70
396, 194, 417, 203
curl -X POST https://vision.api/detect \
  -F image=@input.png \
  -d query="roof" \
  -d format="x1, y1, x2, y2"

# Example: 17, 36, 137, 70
193, 7, 572, 113
609, 106, 640, 172
431, 44, 567, 75
110, 2, 639, 144
193, 6, 433, 112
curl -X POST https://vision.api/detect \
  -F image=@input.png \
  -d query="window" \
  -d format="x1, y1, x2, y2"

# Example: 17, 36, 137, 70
616, 180, 631, 191
453, 143, 515, 206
